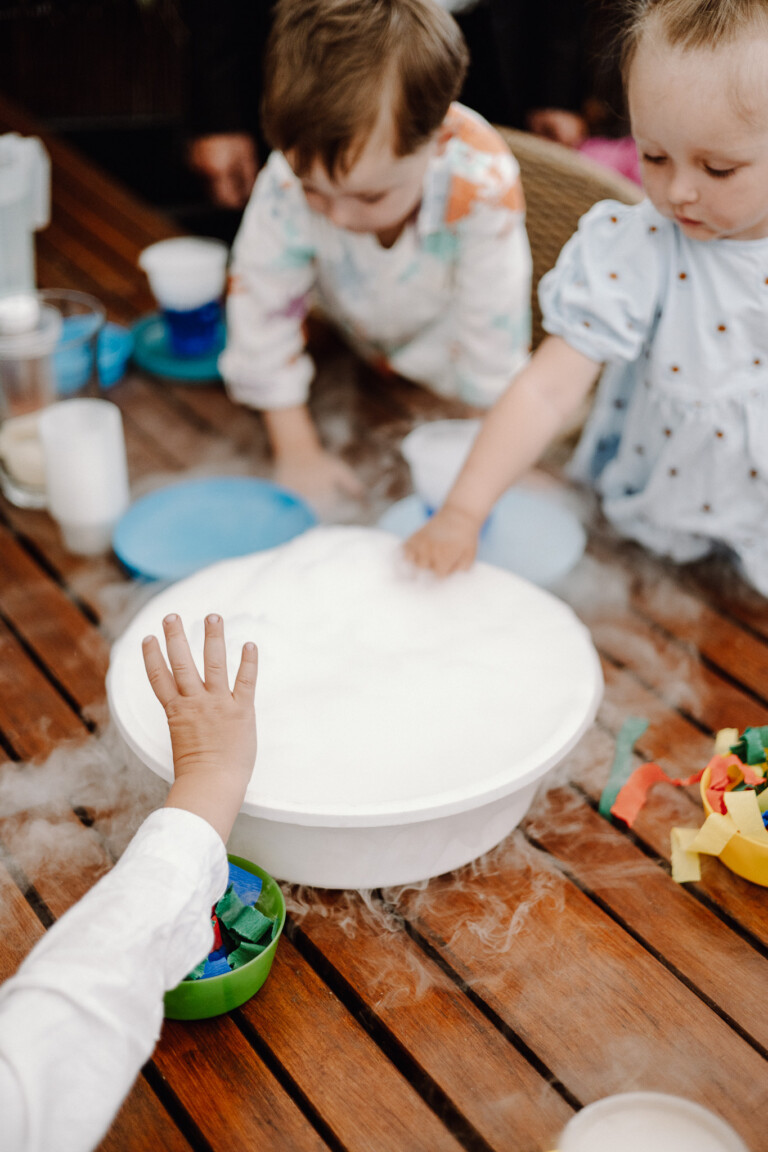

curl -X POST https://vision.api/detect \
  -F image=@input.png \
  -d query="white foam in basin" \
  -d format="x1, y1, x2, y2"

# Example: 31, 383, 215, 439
108, 526, 602, 886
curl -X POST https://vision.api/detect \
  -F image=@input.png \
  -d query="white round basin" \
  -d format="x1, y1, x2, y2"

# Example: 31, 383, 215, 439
107, 526, 602, 888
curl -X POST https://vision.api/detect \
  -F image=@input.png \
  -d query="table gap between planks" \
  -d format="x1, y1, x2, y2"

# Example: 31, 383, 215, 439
0, 93, 766, 1152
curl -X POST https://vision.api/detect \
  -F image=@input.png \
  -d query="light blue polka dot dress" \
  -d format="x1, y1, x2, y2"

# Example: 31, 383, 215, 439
540, 198, 768, 594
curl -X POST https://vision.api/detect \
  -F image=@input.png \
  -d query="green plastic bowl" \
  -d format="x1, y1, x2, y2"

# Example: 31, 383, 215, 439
164, 855, 286, 1020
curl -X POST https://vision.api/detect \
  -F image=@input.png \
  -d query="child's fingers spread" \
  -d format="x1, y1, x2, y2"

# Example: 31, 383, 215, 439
202, 613, 229, 691
162, 614, 203, 695
233, 641, 258, 702
142, 635, 178, 707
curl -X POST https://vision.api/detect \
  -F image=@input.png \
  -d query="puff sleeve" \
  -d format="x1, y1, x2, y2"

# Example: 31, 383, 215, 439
539, 199, 668, 364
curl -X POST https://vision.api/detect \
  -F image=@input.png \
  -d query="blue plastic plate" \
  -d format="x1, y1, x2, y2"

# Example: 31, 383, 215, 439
378, 488, 586, 587
113, 477, 318, 580
131, 313, 225, 383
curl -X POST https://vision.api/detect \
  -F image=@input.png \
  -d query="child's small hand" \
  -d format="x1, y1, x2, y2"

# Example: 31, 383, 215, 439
142, 613, 258, 843
403, 505, 481, 577
275, 448, 364, 513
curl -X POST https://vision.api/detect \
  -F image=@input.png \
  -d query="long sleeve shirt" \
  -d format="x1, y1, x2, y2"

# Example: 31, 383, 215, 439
220, 104, 532, 412
0, 807, 227, 1152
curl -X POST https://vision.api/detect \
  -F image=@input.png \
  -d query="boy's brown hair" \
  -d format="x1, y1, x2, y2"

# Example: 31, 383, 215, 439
262, 0, 469, 178
620, 0, 768, 78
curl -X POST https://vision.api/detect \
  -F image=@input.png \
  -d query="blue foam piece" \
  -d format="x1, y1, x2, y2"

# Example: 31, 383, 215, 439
202, 955, 232, 979
208, 945, 228, 963
227, 863, 263, 906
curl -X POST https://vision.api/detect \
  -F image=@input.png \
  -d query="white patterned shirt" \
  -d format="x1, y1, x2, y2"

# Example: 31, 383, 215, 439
221, 104, 532, 411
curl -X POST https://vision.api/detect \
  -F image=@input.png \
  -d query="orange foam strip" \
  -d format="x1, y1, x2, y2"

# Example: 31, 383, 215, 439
705, 754, 763, 813
611, 762, 705, 828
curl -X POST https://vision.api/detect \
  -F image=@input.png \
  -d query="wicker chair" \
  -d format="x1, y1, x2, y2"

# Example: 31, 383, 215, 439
497, 128, 642, 349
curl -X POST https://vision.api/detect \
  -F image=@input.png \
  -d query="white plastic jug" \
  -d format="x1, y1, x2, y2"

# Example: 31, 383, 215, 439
0, 134, 51, 294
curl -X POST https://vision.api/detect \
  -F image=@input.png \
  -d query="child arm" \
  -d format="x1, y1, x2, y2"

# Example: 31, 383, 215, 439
220, 154, 362, 506
263, 406, 364, 509
0, 615, 258, 1152
404, 336, 602, 575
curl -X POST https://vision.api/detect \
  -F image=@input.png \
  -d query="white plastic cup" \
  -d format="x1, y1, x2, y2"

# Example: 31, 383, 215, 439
138, 237, 228, 357
556, 1093, 748, 1152
0, 288, 106, 508
39, 398, 130, 555
401, 419, 481, 512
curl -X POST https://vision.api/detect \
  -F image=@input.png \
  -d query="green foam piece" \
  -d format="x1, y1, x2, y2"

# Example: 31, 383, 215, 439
742, 727, 767, 765
228, 939, 270, 970
599, 716, 650, 820
185, 958, 207, 982
216, 885, 273, 943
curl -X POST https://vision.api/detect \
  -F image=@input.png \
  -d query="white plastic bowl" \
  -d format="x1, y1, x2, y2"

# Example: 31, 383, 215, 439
108, 527, 602, 888
557, 1093, 748, 1152
401, 418, 481, 510
138, 237, 228, 312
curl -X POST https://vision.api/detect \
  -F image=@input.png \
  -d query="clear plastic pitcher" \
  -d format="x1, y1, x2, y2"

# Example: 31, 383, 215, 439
0, 133, 51, 294
0, 289, 105, 508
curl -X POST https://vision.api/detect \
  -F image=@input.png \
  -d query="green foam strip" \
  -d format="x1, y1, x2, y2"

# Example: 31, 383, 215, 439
599, 716, 650, 820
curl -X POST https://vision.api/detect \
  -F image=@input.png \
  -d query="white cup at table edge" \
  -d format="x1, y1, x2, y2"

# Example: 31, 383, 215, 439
550, 1092, 748, 1152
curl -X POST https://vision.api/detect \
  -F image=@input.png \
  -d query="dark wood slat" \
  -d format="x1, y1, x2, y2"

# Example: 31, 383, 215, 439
286, 893, 574, 1151
0, 615, 85, 753
0, 93, 180, 250
240, 938, 467, 1152
597, 655, 713, 777
0, 523, 109, 716
592, 611, 765, 734
110, 377, 243, 473
393, 834, 761, 1148
563, 716, 768, 951
526, 784, 768, 1051
97, 1077, 194, 1152
586, 536, 768, 709
35, 246, 142, 327
153, 1013, 331, 1152
0, 861, 45, 979
43, 218, 148, 311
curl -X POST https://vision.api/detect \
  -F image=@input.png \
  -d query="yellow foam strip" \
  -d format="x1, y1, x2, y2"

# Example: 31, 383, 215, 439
714, 727, 740, 756
671, 828, 702, 883
724, 790, 768, 843
689, 812, 737, 855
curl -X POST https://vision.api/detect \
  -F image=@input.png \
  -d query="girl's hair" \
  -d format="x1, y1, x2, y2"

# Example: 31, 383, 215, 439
620, 0, 768, 79
261, 0, 469, 178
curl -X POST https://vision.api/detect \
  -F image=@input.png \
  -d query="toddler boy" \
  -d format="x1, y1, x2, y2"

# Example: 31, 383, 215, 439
220, 0, 533, 505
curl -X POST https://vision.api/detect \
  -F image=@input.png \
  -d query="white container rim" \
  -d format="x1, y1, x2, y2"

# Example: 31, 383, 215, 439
107, 644, 602, 828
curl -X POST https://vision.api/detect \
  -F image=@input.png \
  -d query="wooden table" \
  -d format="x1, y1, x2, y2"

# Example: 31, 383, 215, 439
1, 93, 767, 1151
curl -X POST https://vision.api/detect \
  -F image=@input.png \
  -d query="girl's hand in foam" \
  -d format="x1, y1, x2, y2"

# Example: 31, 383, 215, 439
403, 504, 481, 577
142, 613, 258, 843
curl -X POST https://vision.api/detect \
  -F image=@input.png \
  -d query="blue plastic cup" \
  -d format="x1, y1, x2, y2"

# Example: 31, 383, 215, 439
139, 237, 228, 360
163, 298, 223, 358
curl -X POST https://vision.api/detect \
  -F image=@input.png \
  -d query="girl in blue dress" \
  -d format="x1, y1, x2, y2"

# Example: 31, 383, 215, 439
405, 0, 768, 595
